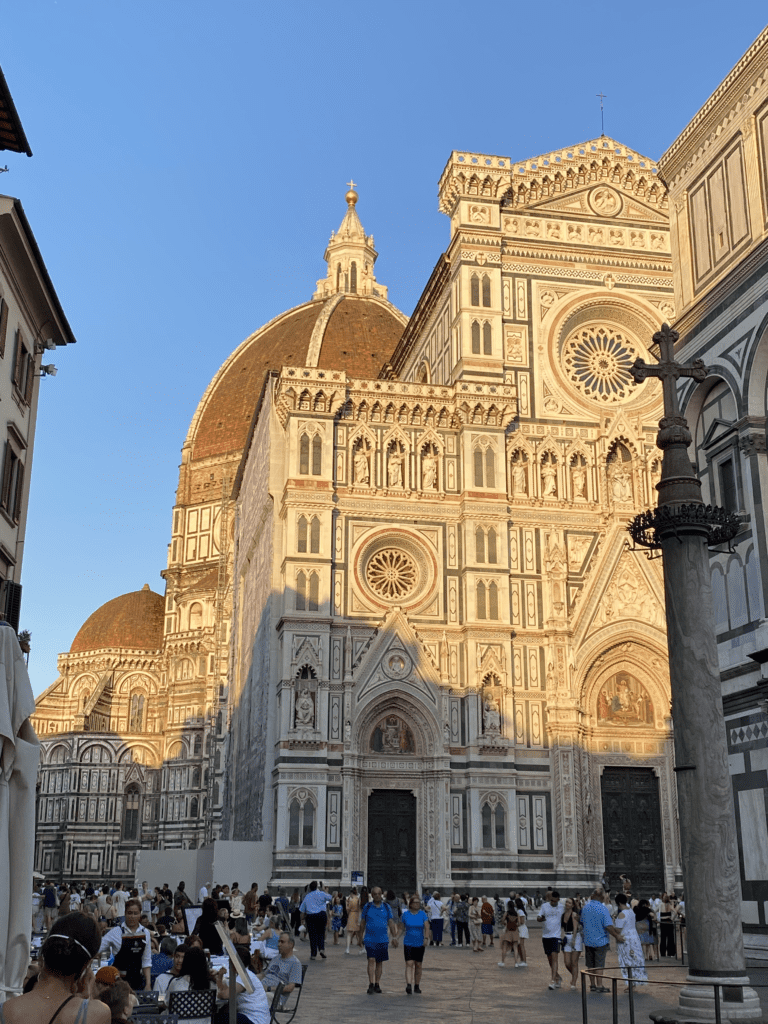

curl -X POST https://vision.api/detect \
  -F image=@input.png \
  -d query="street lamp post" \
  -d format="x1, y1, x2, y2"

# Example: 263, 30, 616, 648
628, 324, 760, 1022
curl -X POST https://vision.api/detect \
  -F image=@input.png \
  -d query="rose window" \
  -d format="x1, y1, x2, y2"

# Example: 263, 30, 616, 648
366, 549, 417, 600
562, 327, 640, 403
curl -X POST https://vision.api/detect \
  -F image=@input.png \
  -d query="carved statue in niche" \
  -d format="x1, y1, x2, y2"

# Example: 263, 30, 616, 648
354, 448, 369, 485
371, 715, 414, 754
511, 460, 527, 496
387, 450, 403, 488
541, 458, 557, 497
295, 689, 315, 728
422, 451, 437, 490
483, 698, 501, 734
571, 462, 587, 499
611, 462, 633, 501
596, 672, 654, 726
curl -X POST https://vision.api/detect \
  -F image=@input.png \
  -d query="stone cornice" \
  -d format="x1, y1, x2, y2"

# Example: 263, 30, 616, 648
660, 27, 768, 183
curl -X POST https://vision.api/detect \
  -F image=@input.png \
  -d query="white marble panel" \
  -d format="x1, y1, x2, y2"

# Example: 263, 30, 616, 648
738, 788, 768, 880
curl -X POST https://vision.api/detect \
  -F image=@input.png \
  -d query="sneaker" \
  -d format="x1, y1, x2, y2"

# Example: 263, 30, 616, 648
555, 979, 562, 988
497, 962, 505, 967
414, 985, 421, 994
310, 956, 317, 961
344, 949, 350, 954
548, 983, 557, 990
373, 984, 382, 993
367, 984, 374, 995
518, 962, 527, 967
406, 984, 412, 994
319, 951, 326, 959
570, 984, 577, 990
513, 963, 520, 968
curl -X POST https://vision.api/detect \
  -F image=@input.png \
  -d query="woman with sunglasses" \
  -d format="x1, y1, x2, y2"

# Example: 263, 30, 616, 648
400, 894, 429, 995
0, 913, 110, 1024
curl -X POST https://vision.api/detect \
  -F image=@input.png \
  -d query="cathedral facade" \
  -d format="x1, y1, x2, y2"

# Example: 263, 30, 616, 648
34, 138, 681, 894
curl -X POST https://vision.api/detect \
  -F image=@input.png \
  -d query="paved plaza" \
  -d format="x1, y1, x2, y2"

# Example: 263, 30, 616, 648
292, 923, 768, 1024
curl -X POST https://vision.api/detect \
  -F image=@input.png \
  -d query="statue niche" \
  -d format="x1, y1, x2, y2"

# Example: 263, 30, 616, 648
371, 715, 415, 754
596, 672, 654, 726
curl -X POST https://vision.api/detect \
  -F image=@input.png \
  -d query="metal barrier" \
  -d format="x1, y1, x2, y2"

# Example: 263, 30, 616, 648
580, 964, 763, 1024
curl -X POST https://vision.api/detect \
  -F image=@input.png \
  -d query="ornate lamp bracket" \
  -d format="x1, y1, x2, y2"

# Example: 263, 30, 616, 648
628, 504, 741, 557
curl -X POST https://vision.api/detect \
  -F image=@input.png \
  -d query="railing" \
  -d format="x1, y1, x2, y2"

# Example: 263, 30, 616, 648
580, 964, 763, 1024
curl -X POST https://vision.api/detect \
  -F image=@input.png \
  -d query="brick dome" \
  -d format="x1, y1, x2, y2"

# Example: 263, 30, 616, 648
190, 294, 407, 461
70, 584, 164, 653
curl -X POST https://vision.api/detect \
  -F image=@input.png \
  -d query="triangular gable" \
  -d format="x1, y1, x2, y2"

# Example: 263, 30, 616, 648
575, 541, 665, 641
352, 607, 442, 710
702, 416, 737, 449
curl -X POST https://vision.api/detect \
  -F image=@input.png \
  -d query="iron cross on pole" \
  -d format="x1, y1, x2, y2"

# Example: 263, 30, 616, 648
596, 91, 607, 135
630, 322, 709, 507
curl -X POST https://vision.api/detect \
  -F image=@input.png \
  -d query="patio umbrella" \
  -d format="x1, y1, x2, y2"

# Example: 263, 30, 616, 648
0, 622, 40, 1004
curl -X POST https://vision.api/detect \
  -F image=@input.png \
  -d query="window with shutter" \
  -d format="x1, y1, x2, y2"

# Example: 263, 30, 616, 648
488, 582, 499, 620
11, 330, 23, 389
482, 274, 491, 307
310, 516, 320, 554
483, 322, 492, 355
0, 298, 8, 359
485, 448, 495, 488
477, 581, 486, 620
298, 516, 308, 552
312, 435, 322, 475
487, 528, 497, 564
299, 434, 310, 475
475, 527, 486, 563
471, 321, 481, 354
296, 572, 307, 611
470, 274, 480, 306
473, 449, 484, 487
350, 261, 357, 293
308, 572, 319, 611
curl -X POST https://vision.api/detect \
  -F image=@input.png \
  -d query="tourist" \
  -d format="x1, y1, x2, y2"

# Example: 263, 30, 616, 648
229, 909, 251, 946
330, 894, 344, 943
453, 892, 470, 948
614, 894, 648, 990
360, 886, 395, 994
260, 933, 303, 1001
426, 891, 444, 946
98, 899, 152, 991
92, 965, 121, 999
289, 889, 302, 938
97, 978, 137, 1023
214, 946, 269, 1024
561, 897, 582, 989
537, 889, 563, 989
580, 887, 625, 993
166, 947, 217, 1009
192, 898, 225, 956
480, 896, 495, 947
400, 893, 429, 995
255, 915, 281, 960
111, 884, 127, 925
498, 903, 520, 967
173, 882, 192, 910
151, 935, 177, 981
345, 887, 361, 953
58, 886, 72, 919
243, 883, 259, 927
273, 888, 291, 931
659, 894, 676, 957
515, 898, 529, 966
0, 913, 110, 1024
198, 882, 209, 904
153, 943, 187, 1000
619, 874, 632, 896
170, 906, 188, 937
299, 880, 332, 960
468, 896, 484, 952
493, 893, 505, 943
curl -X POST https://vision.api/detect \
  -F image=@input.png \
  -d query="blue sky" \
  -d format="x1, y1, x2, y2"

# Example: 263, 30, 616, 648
3, 1, 766, 696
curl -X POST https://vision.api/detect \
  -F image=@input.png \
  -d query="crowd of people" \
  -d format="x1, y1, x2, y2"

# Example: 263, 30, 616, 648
8, 875, 685, 1021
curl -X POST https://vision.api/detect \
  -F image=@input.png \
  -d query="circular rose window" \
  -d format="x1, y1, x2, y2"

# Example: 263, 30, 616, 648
366, 549, 417, 600
355, 532, 437, 611
562, 326, 641, 403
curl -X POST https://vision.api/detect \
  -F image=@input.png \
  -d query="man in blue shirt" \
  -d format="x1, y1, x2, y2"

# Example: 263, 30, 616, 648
580, 888, 625, 992
360, 887, 395, 994
298, 880, 332, 960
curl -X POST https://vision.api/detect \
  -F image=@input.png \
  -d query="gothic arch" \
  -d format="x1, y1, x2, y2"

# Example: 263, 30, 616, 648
579, 638, 670, 729
355, 690, 441, 758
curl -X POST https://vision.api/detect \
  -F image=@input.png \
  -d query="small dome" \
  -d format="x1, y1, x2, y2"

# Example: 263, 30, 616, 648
70, 585, 164, 654
191, 294, 406, 461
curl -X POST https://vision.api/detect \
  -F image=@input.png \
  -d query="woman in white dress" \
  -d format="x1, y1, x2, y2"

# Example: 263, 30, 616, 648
614, 894, 648, 990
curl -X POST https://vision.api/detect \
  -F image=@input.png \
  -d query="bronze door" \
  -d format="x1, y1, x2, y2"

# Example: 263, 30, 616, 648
601, 767, 664, 894
367, 789, 417, 893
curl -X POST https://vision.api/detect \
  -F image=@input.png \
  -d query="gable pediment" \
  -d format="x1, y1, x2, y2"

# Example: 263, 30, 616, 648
352, 608, 441, 710
519, 185, 668, 225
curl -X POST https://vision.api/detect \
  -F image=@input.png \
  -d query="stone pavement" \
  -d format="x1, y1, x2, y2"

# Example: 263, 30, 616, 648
291, 925, 768, 1024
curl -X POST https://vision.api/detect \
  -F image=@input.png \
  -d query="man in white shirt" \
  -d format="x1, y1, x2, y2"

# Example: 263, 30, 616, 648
111, 883, 128, 924
153, 943, 187, 999
198, 883, 209, 903
99, 898, 152, 990
537, 889, 564, 989
426, 891, 445, 946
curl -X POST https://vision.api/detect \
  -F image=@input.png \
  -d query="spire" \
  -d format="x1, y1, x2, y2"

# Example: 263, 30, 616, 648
313, 184, 388, 300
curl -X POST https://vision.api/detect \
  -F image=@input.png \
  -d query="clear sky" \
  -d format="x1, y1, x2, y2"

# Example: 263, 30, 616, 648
3, 1, 766, 696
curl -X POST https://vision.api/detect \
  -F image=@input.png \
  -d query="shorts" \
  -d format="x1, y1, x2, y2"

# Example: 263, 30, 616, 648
542, 937, 561, 956
584, 944, 608, 970
563, 933, 583, 953
403, 945, 425, 963
481, 923, 494, 935
365, 942, 389, 963
518, 925, 529, 939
